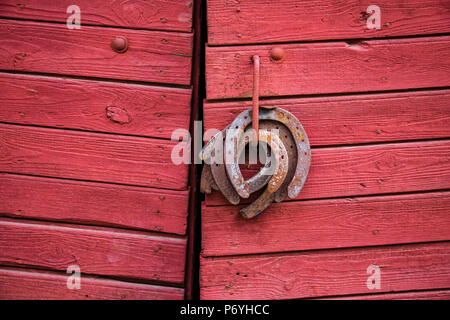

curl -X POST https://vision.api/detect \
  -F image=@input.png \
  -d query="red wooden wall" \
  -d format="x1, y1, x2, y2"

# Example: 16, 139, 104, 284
0, 0, 195, 299
201, 0, 450, 299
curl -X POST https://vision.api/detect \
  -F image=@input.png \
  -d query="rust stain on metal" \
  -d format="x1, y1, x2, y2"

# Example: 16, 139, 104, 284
251, 55, 260, 147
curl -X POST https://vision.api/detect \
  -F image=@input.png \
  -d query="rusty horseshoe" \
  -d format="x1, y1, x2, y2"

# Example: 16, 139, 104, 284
225, 107, 311, 199
199, 105, 311, 219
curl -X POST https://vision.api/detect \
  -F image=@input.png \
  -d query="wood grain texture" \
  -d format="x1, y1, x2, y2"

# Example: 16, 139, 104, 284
204, 90, 450, 146
200, 242, 450, 299
0, 19, 192, 85
0, 0, 192, 32
0, 219, 187, 284
202, 192, 450, 256
0, 173, 189, 235
206, 140, 450, 205
321, 289, 450, 300
207, 0, 450, 45
205, 36, 450, 99
0, 73, 192, 139
0, 267, 184, 300
0, 123, 189, 190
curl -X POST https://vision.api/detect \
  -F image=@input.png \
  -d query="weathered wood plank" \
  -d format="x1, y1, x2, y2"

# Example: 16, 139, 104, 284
207, 0, 450, 45
206, 36, 450, 99
202, 192, 450, 256
0, 0, 192, 32
0, 219, 187, 284
0, 73, 192, 139
0, 19, 192, 85
200, 242, 450, 299
321, 289, 450, 300
206, 140, 450, 205
0, 123, 189, 190
204, 90, 450, 146
0, 173, 189, 235
0, 267, 184, 300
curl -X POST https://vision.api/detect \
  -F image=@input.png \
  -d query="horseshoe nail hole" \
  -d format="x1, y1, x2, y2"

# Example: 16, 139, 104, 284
281, 155, 284, 159
244, 116, 248, 119
284, 135, 288, 138
301, 139, 305, 142
304, 152, 307, 155
215, 164, 219, 167
290, 145, 293, 148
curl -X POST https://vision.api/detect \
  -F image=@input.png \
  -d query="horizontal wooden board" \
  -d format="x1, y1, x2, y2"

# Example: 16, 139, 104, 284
0, 173, 189, 235
321, 289, 450, 300
0, 219, 187, 284
0, 19, 192, 85
0, 267, 184, 300
200, 242, 450, 299
202, 192, 450, 256
0, 73, 192, 139
0, 123, 189, 190
206, 36, 450, 99
204, 90, 450, 146
0, 0, 192, 32
207, 0, 450, 45
206, 140, 450, 205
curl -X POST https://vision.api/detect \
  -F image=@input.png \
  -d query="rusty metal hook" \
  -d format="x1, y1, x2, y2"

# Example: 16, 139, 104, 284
199, 49, 311, 219
251, 55, 260, 147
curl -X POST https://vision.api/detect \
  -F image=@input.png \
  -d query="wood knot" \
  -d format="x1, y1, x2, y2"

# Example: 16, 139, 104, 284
13, 52, 27, 65
360, 11, 370, 21
106, 106, 131, 124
